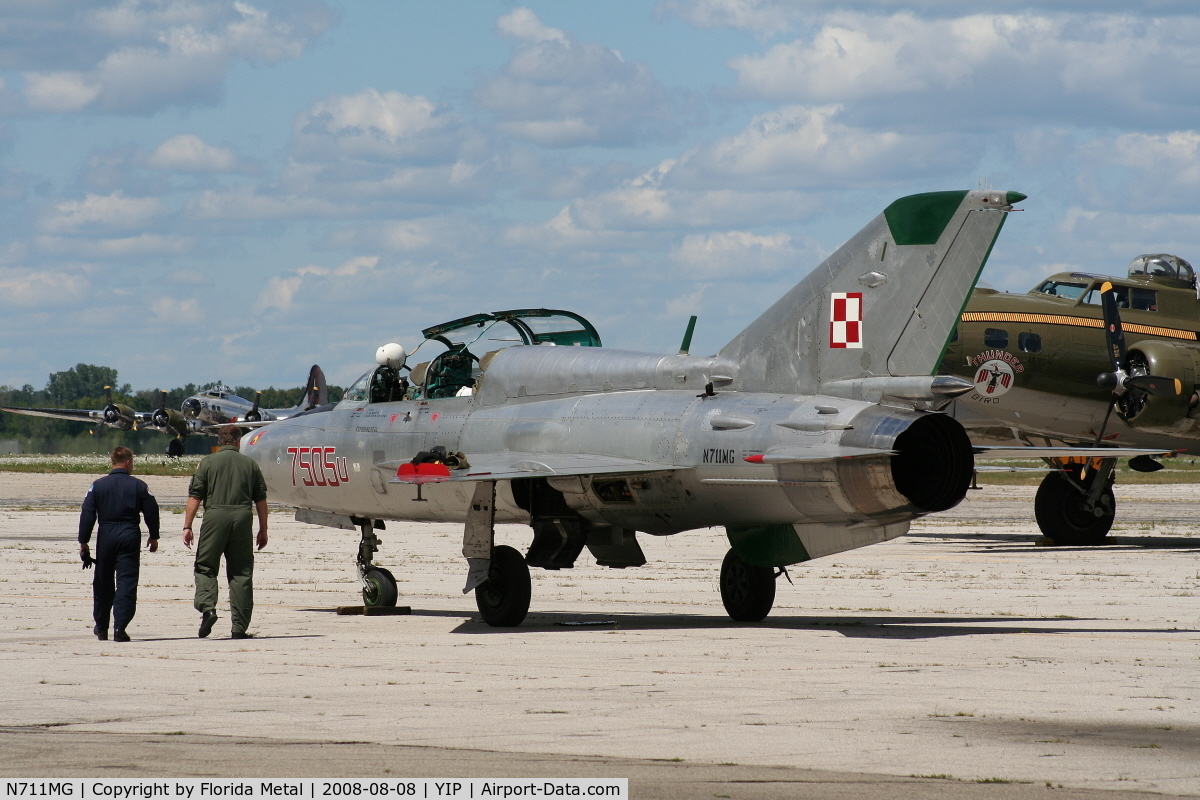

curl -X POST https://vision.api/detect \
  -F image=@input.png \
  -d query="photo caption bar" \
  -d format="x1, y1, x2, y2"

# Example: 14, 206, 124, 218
1, 781, 628, 800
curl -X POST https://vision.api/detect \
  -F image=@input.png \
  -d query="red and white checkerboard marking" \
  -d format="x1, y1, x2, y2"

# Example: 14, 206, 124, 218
829, 292, 863, 349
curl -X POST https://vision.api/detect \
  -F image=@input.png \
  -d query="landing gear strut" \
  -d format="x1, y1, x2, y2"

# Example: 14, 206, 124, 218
356, 519, 397, 606
720, 549, 776, 622
1034, 461, 1115, 546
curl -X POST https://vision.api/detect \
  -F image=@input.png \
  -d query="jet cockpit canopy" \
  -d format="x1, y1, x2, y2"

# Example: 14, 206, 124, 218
342, 309, 603, 404
1129, 253, 1195, 285
420, 308, 602, 350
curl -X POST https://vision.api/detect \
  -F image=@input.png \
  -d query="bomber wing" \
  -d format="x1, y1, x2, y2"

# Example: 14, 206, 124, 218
1, 406, 111, 423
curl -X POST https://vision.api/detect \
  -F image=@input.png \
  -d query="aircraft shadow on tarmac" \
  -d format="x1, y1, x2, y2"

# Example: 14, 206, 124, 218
388, 609, 1189, 639
125, 634, 322, 642
913, 531, 1200, 551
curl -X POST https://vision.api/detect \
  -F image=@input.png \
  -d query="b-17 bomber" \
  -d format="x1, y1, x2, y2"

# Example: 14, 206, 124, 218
2, 365, 327, 456
942, 253, 1200, 544
244, 190, 1037, 626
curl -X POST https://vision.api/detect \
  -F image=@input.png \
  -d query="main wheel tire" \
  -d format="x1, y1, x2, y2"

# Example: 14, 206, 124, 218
475, 545, 531, 627
166, 438, 184, 458
1034, 470, 1115, 546
362, 567, 398, 607
720, 549, 776, 622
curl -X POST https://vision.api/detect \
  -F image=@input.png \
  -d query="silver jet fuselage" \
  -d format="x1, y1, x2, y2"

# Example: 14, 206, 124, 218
248, 345, 968, 558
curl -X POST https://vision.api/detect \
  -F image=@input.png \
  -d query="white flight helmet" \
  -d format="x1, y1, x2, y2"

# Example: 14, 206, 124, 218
375, 342, 407, 370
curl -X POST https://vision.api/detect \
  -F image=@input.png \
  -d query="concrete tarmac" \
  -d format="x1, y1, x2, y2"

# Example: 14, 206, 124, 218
0, 472, 1197, 798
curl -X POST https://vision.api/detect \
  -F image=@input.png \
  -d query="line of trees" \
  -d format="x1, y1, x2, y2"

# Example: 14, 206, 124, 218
0, 363, 344, 455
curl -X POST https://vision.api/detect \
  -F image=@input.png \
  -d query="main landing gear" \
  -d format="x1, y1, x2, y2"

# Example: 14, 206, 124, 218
1034, 461, 1116, 546
719, 549, 777, 622
474, 545, 531, 627
356, 519, 398, 607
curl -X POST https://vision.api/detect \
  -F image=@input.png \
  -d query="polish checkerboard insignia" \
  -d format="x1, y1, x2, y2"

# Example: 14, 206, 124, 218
829, 292, 863, 349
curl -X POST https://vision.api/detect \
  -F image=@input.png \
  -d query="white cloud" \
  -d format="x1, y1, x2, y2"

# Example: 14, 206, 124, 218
35, 233, 192, 258
496, 7, 568, 45
22, 71, 101, 112
151, 296, 202, 325
1078, 131, 1200, 210
727, 12, 1200, 131
294, 89, 482, 163
656, 0, 800, 37
670, 105, 966, 189
147, 133, 236, 172
0, 266, 90, 308
184, 186, 347, 220
257, 256, 381, 312
40, 192, 167, 233
474, 8, 696, 148
669, 231, 803, 278
10, 1, 331, 115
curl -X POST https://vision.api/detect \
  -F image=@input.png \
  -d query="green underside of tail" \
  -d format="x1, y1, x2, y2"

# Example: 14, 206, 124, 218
726, 524, 811, 568
884, 190, 969, 246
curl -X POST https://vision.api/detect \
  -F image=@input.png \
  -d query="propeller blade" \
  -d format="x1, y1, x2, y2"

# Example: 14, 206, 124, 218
1098, 281, 1127, 372
1125, 375, 1182, 396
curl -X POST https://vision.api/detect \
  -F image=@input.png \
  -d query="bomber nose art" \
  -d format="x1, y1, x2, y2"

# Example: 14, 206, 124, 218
245, 190, 1033, 626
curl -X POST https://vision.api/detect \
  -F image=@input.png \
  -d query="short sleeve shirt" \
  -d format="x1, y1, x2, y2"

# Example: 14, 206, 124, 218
189, 445, 268, 508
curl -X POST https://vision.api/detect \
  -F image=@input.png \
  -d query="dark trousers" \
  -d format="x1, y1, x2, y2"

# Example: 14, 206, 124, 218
94, 532, 140, 633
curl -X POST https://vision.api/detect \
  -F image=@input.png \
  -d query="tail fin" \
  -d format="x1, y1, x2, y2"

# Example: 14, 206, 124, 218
302, 365, 327, 409
720, 189, 1024, 394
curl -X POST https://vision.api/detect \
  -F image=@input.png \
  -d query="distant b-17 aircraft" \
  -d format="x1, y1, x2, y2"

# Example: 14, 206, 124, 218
1, 365, 327, 455
233, 188, 1169, 628
941, 254, 1197, 544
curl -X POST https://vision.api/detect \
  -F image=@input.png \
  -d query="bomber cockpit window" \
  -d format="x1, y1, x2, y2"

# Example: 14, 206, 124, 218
1034, 280, 1089, 301
1129, 253, 1195, 284
1081, 285, 1158, 311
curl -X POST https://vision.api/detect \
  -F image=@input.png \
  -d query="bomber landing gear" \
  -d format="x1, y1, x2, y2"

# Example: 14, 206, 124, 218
1034, 463, 1115, 546
474, 545, 531, 627
166, 437, 184, 458
720, 549, 776, 622
356, 519, 397, 607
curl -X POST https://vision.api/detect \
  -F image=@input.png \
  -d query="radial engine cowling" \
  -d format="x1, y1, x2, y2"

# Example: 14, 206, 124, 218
774, 407, 974, 523
103, 403, 137, 429
152, 407, 188, 435
1120, 340, 1200, 432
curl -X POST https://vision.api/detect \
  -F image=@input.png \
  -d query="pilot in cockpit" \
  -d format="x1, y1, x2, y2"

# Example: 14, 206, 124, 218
370, 343, 409, 403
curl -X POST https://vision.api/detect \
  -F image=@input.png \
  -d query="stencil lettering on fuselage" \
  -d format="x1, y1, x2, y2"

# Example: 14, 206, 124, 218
703, 448, 737, 464
287, 446, 350, 487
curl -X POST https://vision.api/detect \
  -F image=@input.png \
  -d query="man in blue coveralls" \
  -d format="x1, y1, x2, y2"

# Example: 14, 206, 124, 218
79, 446, 160, 642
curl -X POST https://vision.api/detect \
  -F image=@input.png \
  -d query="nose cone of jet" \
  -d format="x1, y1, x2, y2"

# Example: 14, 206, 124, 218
1005, 191, 1028, 204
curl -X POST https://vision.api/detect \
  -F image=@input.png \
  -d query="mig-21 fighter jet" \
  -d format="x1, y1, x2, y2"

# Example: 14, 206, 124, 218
240, 189, 1120, 627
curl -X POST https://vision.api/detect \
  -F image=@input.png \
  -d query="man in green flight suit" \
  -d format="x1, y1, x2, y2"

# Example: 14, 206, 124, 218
182, 425, 269, 639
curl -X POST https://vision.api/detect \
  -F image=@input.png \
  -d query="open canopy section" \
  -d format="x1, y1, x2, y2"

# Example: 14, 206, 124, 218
421, 309, 602, 350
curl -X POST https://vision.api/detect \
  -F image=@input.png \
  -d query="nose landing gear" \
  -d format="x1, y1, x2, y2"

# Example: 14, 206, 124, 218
356, 519, 398, 607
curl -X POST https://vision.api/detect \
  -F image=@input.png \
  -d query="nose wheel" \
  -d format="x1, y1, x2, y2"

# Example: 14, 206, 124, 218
720, 549, 776, 622
356, 519, 398, 607
474, 545, 531, 626
362, 567, 398, 607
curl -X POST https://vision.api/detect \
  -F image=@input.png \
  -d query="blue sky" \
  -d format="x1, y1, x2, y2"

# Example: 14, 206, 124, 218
4, 0, 1200, 390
